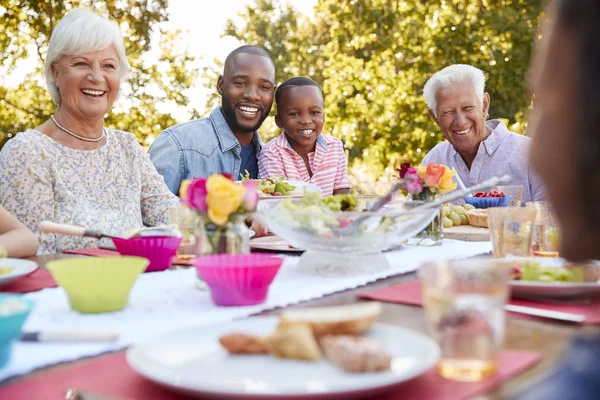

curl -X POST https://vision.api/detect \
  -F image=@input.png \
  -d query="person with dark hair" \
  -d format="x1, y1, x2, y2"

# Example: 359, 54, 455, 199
512, 1, 600, 398
149, 45, 276, 194
258, 77, 351, 196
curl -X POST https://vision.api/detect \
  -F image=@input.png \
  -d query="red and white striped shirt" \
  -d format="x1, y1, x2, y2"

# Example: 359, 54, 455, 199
258, 133, 351, 196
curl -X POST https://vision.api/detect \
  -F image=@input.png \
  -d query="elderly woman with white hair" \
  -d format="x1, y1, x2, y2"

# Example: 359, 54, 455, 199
421, 64, 545, 203
0, 9, 178, 254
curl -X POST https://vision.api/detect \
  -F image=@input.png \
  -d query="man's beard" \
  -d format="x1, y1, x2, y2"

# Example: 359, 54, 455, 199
221, 97, 271, 134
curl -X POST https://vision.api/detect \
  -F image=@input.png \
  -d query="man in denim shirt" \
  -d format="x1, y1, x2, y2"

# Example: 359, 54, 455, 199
149, 45, 276, 194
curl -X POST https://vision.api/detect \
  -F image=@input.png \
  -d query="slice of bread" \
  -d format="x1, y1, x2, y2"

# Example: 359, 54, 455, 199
264, 323, 321, 361
278, 302, 382, 337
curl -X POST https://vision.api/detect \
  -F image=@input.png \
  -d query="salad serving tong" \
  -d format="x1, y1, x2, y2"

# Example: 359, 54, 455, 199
335, 174, 511, 236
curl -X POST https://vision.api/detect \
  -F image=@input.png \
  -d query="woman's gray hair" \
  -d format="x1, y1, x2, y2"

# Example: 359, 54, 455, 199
423, 64, 486, 117
44, 8, 129, 105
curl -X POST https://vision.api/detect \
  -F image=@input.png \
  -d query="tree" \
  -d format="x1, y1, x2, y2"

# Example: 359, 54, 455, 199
216, 0, 546, 179
0, 0, 199, 149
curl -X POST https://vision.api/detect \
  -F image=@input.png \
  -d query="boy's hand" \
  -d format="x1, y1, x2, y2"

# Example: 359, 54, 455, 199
245, 215, 268, 238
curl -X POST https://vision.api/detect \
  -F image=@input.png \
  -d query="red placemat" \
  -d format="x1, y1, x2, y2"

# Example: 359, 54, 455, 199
63, 248, 194, 266
357, 280, 600, 324
0, 350, 540, 400
0, 269, 57, 293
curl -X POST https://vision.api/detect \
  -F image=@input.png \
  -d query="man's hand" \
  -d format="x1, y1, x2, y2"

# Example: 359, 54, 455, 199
245, 214, 268, 238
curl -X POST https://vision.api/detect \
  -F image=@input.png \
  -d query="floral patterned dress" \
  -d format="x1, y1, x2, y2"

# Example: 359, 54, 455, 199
0, 129, 179, 254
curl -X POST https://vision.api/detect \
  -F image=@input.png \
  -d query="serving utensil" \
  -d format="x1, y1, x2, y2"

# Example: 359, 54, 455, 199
40, 221, 178, 240
504, 304, 585, 323
334, 178, 406, 235
411, 174, 511, 212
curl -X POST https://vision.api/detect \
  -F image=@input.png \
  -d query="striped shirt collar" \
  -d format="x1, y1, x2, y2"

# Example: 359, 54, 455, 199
275, 132, 329, 152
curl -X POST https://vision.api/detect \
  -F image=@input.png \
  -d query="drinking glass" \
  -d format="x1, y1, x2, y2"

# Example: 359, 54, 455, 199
488, 207, 537, 257
419, 258, 511, 381
526, 202, 560, 257
493, 185, 524, 207
169, 205, 201, 261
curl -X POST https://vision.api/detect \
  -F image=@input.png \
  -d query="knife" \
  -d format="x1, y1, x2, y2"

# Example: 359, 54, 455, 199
22, 331, 119, 343
504, 305, 585, 323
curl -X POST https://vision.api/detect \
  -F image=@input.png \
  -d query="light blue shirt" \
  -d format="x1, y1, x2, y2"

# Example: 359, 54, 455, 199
148, 107, 263, 194
421, 120, 545, 204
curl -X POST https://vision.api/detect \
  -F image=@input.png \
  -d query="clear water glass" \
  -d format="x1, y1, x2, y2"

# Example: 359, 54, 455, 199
419, 258, 511, 381
488, 207, 537, 257
493, 185, 524, 207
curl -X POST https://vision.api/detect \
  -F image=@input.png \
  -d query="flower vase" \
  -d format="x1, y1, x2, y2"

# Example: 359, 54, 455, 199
411, 189, 443, 246
196, 215, 251, 256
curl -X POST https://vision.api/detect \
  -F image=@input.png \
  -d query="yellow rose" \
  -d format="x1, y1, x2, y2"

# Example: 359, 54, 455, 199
179, 179, 192, 200
205, 175, 246, 225
438, 168, 457, 194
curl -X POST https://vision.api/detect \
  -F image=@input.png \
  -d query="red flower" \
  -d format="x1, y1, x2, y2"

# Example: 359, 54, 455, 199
398, 162, 412, 179
221, 173, 234, 181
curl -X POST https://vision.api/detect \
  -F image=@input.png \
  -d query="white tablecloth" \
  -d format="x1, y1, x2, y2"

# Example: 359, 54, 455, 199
0, 240, 491, 382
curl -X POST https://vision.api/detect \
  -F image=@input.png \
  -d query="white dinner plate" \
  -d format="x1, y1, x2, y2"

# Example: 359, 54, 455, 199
507, 257, 600, 299
0, 258, 38, 287
126, 316, 440, 399
237, 179, 321, 199
250, 235, 304, 253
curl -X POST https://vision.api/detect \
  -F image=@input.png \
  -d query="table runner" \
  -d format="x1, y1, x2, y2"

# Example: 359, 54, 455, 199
1, 240, 491, 382
0, 350, 541, 400
357, 280, 600, 324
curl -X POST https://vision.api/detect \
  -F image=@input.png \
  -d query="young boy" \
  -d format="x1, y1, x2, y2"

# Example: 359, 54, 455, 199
258, 77, 351, 196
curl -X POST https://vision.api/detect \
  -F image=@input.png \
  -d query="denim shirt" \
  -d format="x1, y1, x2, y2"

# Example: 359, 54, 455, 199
148, 107, 263, 194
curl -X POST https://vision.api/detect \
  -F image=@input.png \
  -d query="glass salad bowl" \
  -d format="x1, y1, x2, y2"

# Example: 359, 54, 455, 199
256, 198, 440, 276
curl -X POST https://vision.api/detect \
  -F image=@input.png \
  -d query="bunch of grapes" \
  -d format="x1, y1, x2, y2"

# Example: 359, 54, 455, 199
441, 204, 476, 228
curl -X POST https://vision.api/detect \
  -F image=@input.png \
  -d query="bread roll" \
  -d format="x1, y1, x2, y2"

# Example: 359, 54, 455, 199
278, 302, 382, 337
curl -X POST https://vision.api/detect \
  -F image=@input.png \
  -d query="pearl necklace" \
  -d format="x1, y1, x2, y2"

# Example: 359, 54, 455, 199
50, 115, 106, 142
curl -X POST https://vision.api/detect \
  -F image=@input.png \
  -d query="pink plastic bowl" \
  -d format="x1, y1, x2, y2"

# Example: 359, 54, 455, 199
112, 236, 182, 272
194, 254, 283, 306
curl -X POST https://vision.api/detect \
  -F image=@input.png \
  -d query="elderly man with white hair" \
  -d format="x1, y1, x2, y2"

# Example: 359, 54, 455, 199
0, 9, 178, 254
421, 64, 545, 203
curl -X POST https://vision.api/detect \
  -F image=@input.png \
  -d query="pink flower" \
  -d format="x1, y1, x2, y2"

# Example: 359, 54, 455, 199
185, 178, 208, 212
403, 168, 423, 195
241, 180, 259, 211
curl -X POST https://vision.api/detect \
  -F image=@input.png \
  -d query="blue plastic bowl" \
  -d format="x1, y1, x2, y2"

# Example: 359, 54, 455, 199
0, 294, 34, 368
464, 195, 512, 209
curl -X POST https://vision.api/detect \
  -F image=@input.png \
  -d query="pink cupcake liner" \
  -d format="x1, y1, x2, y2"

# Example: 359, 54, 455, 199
112, 236, 182, 272
194, 254, 283, 306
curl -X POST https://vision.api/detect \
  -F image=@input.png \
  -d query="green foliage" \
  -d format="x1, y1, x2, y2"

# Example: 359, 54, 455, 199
0, 0, 199, 149
216, 0, 546, 178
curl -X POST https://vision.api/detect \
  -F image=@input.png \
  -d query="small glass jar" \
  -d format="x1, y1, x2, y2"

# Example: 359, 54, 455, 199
197, 215, 251, 255
410, 188, 443, 246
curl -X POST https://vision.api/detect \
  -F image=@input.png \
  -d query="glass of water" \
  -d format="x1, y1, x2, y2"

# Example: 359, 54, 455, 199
419, 258, 511, 381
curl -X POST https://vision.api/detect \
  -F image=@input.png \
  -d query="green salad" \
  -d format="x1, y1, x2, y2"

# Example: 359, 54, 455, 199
517, 261, 585, 283
240, 171, 297, 196
273, 193, 358, 235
